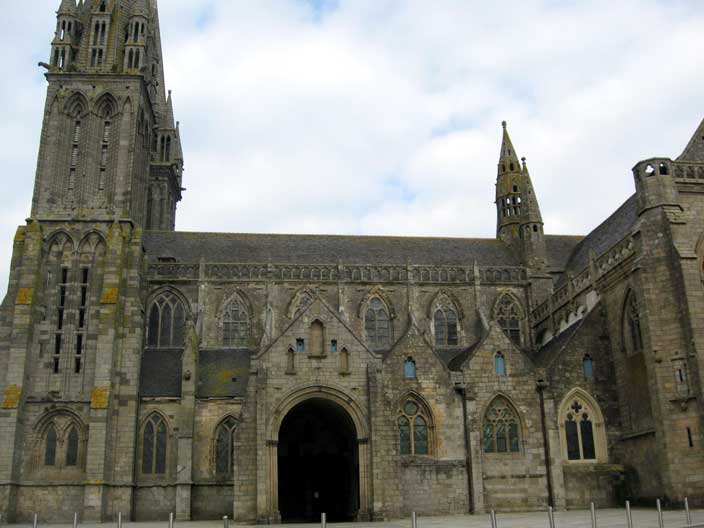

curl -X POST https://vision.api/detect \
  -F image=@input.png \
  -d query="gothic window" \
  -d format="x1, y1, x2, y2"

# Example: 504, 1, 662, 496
495, 352, 506, 376
214, 417, 237, 477
142, 413, 168, 475
434, 308, 458, 346
147, 292, 186, 349
559, 390, 606, 463
66, 426, 79, 467
398, 399, 431, 456
223, 298, 249, 348
495, 294, 523, 345
624, 291, 643, 355
404, 357, 417, 379
583, 354, 594, 380
44, 425, 58, 466
365, 298, 391, 351
68, 113, 82, 191
482, 396, 520, 453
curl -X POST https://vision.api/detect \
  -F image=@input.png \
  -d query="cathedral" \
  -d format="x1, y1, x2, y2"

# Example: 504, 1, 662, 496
2, 0, 704, 523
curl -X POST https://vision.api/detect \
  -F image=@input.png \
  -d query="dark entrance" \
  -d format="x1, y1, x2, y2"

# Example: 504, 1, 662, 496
278, 398, 359, 522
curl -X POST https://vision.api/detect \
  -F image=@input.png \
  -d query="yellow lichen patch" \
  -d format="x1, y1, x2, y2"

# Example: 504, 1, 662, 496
91, 387, 110, 409
2, 385, 22, 409
16, 288, 34, 305
14, 227, 26, 243
101, 287, 119, 304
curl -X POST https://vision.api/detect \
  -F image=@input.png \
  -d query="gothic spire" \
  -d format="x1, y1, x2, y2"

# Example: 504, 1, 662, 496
164, 90, 176, 130
58, 0, 77, 14
677, 117, 704, 162
498, 120, 521, 174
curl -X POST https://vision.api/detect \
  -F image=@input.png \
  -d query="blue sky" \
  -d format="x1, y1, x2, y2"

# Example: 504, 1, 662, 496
1, 0, 703, 301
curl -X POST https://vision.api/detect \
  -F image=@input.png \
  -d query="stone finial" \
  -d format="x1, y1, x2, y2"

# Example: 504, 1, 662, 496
501, 120, 507, 129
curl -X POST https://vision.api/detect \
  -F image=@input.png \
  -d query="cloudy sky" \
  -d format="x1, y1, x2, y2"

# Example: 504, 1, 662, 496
1, 0, 703, 300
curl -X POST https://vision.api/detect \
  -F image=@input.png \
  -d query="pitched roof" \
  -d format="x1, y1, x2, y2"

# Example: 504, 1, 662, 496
544, 234, 583, 273
557, 194, 638, 285
142, 232, 521, 266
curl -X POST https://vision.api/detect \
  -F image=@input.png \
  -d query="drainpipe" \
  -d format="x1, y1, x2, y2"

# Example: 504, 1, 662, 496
537, 380, 555, 507
456, 386, 474, 513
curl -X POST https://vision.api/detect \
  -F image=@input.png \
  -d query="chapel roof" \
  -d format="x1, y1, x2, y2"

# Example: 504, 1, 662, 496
142, 232, 522, 267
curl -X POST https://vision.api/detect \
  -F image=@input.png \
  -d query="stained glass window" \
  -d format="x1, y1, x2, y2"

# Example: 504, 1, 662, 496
398, 399, 431, 455
483, 396, 520, 453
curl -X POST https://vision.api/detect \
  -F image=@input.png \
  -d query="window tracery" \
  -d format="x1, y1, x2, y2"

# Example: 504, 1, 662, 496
398, 398, 431, 456
365, 298, 391, 351
214, 417, 237, 477
142, 413, 168, 475
559, 390, 607, 463
222, 297, 249, 348
495, 294, 523, 345
38, 413, 84, 471
482, 396, 520, 453
147, 291, 186, 349
434, 308, 458, 346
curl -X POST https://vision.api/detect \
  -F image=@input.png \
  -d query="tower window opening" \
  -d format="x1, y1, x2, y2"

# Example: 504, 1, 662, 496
128, 49, 134, 69
100, 1, 107, 12
60, 21, 66, 41
98, 49, 104, 66
53, 49, 60, 67
68, 22, 72, 34
533, 225, 538, 232
135, 50, 141, 69
687, 427, 694, 448
93, 22, 99, 45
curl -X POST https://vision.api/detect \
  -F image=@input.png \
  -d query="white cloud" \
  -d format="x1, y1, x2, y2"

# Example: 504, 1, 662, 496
1, 0, 703, 301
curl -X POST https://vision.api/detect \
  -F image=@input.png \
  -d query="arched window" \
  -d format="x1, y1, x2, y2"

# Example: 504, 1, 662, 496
147, 292, 186, 348
434, 308, 458, 346
223, 298, 249, 348
621, 290, 653, 431
214, 417, 238, 477
142, 414, 168, 475
66, 426, 79, 466
559, 391, 607, 462
495, 294, 523, 345
45, 425, 58, 466
495, 352, 506, 376
365, 298, 391, 351
398, 399, 431, 456
404, 357, 417, 379
482, 396, 520, 453
583, 354, 594, 380
624, 292, 643, 354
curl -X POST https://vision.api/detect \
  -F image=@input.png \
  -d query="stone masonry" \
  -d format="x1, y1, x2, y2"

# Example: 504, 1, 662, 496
1, 0, 704, 523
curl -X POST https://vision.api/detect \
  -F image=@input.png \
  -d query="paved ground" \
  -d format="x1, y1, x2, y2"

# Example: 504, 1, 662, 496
2, 509, 703, 528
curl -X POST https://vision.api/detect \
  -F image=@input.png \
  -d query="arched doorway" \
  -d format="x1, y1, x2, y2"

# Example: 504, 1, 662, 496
278, 398, 360, 522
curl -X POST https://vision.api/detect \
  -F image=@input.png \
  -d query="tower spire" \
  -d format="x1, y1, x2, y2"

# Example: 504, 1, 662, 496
677, 117, 704, 162
494, 121, 547, 270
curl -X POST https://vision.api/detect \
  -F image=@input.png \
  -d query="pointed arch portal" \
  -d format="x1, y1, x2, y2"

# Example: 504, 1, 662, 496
278, 398, 359, 522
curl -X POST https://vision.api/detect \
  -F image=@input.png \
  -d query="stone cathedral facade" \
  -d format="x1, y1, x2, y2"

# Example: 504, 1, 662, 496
1, 0, 704, 523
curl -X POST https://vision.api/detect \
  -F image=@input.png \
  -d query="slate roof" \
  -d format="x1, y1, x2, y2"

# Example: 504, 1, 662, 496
544, 235, 583, 273
534, 321, 583, 368
557, 194, 639, 285
143, 232, 521, 266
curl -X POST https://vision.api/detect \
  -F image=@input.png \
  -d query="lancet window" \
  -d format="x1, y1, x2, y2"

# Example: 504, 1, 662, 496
365, 298, 391, 351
